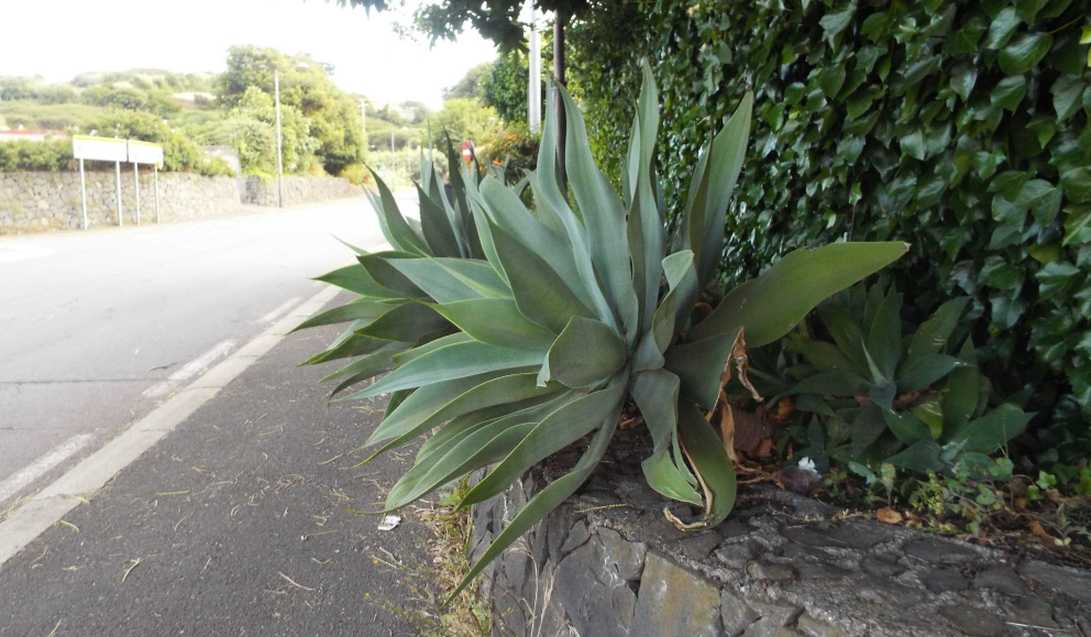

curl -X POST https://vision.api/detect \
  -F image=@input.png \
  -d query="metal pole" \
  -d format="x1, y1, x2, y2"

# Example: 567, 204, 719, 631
133, 162, 141, 225
528, 8, 541, 134
154, 164, 160, 224
390, 130, 395, 152
78, 158, 88, 230
115, 161, 123, 226
274, 68, 284, 208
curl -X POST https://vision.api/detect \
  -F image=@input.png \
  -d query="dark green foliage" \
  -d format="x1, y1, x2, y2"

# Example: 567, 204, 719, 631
759, 281, 1030, 477
481, 42, 549, 124
0, 140, 72, 172
569, 0, 1091, 465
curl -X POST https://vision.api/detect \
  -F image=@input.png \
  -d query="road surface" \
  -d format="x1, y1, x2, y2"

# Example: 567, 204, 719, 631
0, 196, 401, 510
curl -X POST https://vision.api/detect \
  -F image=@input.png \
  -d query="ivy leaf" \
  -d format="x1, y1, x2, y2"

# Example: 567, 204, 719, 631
820, 2, 857, 47
988, 171, 1030, 198
818, 64, 847, 99
949, 64, 978, 101
1016, 179, 1062, 225
946, 16, 987, 55
1061, 167, 1091, 203
998, 33, 1053, 74
1037, 261, 1081, 298
860, 11, 890, 42
991, 76, 1027, 111
1063, 205, 1091, 246
981, 255, 1024, 290
1052, 76, 1085, 122
985, 7, 1021, 50
900, 130, 926, 161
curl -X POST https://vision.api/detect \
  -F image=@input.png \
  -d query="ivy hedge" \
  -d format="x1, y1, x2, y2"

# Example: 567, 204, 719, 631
569, 0, 1091, 465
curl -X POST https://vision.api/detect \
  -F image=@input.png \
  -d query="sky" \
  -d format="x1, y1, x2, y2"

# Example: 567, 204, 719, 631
0, 0, 499, 109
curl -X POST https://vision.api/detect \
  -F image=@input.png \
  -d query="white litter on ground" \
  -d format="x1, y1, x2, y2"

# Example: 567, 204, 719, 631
377, 515, 401, 531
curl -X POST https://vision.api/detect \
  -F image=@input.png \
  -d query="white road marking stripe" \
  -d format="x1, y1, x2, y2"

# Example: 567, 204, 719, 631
0, 284, 340, 568
142, 339, 237, 398
0, 434, 94, 504
258, 297, 301, 325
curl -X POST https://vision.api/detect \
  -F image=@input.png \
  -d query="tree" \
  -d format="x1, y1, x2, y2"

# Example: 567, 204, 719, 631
443, 62, 493, 100
217, 45, 364, 174
427, 98, 502, 146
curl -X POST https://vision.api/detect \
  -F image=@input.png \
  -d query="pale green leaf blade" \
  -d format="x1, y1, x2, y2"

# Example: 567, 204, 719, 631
432, 297, 555, 350
544, 316, 626, 388
691, 242, 910, 346
366, 166, 430, 256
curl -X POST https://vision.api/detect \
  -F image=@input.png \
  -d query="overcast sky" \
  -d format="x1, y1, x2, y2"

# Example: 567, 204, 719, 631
0, 0, 499, 109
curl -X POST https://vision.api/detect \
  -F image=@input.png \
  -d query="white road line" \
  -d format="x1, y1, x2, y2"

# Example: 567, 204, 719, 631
258, 297, 301, 325
0, 284, 340, 568
142, 339, 237, 398
0, 434, 94, 504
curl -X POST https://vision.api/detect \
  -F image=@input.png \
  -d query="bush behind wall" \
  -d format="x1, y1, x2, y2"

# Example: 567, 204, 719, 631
570, 0, 1091, 466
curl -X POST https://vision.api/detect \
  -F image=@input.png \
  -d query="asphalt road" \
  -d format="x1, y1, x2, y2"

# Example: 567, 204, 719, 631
0, 196, 403, 509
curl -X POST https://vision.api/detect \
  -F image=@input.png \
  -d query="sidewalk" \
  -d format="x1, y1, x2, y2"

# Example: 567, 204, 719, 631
0, 307, 432, 636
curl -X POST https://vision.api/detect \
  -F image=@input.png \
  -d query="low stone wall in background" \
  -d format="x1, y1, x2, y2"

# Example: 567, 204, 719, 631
0, 171, 240, 233
239, 175, 362, 207
0, 172, 363, 234
472, 440, 1091, 637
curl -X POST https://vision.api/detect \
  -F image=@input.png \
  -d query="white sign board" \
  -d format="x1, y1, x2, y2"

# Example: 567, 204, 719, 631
128, 140, 164, 165
72, 135, 127, 162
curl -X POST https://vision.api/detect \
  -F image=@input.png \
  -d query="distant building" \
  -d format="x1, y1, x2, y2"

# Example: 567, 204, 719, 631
0, 128, 64, 143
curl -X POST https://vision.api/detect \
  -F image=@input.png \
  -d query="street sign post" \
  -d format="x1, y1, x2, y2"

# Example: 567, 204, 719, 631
71, 136, 163, 229
72, 135, 127, 228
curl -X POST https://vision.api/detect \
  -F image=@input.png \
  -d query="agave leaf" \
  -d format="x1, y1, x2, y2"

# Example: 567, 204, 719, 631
543, 316, 627, 388
691, 242, 910, 347
558, 84, 640, 340
628, 63, 665, 336
415, 182, 462, 258
366, 166, 430, 256
321, 342, 409, 395
866, 289, 902, 381
314, 263, 408, 298
354, 302, 450, 343
459, 377, 627, 506
303, 328, 390, 366
632, 370, 702, 505
881, 408, 934, 445
292, 298, 400, 332
490, 222, 595, 334
896, 353, 964, 392
817, 303, 870, 371
448, 409, 619, 603
389, 257, 507, 303
479, 176, 594, 308
358, 253, 427, 299
387, 420, 537, 510
416, 393, 573, 463
353, 340, 545, 399
393, 333, 474, 365
886, 439, 944, 472
688, 93, 754, 287
676, 402, 737, 527
906, 297, 970, 360
787, 338, 857, 371
942, 341, 982, 434
850, 404, 886, 456
634, 250, 698, 371
432, 298, 556, 350
664, 333, 736, 409
362, 372, 554, 461
789, 369, 871, 396
946, 403, 1032, 453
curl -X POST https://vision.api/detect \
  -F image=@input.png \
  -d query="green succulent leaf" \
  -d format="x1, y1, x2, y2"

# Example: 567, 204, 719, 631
366, 166, 430, 256
544, 316, 627, 389
691, 242, 909, 347
431, 298, 555, 351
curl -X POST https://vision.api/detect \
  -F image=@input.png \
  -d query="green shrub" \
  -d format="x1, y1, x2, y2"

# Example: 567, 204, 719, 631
0, 140, 72, 171
338, 163, 372, 186
299, 67, 905, 596
569, 0, 1091, 466
758, 281, 1030, 478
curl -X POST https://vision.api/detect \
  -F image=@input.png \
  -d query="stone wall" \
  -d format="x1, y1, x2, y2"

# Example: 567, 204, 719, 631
0, 172, 363, 234
472, 440, 1091, 637
0, 171, 240, 233
239, 175, 362, 207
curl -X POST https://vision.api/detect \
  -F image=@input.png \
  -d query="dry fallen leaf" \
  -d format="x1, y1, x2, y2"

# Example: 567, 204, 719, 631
876, 507, 903, 524
1028, 519, 1054, 542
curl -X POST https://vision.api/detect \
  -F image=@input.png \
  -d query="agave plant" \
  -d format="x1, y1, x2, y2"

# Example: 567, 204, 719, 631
769, 282, 1031, 475
300, 64, 907, 596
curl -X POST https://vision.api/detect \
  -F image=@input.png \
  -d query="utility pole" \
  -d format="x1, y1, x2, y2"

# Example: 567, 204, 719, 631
274, 68, 284, 208
528, 7, 541, 134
